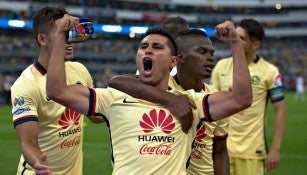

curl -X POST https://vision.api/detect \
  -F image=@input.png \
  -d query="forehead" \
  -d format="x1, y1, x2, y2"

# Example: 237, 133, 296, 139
185, 35, 213, 48
236, 27, 248, 39
141, 34, 168, 44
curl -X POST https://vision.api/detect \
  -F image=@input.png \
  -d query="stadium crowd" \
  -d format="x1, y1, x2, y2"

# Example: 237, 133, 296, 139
0, 1, 306, 105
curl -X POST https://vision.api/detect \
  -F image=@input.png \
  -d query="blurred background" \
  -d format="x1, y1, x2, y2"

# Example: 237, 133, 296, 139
0, 0, 306, 174
0, 0, 306, 104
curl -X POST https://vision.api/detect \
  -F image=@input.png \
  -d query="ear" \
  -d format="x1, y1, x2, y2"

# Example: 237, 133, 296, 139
176, 52, 185, 63
170, 55, 178, 69
37, 33, 48, 46
253, 40, 261, 50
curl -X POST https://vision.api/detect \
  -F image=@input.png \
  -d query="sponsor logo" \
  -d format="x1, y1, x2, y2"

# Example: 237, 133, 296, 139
123, 98, 138, 103
59, 126, 82, 137
138, 135, 174, 143
46, 96, 51, 101
221, 73, 228, 76
13, 96, 25, 107
138, 109, 175, 156
58, 108, 81, 129
139, 144, 171, 155
274, 74, 283, 87
139, 109, 175, 134
13, 107, 31, 115
190, 149, 203, 159
60, 136, 81, 149
195, 125, 206, 142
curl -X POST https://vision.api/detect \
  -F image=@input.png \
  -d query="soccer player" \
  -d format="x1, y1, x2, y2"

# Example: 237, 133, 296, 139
211, 18, 286, 175
11, 7, 102, 175
45, 14, 251, 174
110, 18, 230, 175
163, 17, 229, 175
294, 71, 305, 102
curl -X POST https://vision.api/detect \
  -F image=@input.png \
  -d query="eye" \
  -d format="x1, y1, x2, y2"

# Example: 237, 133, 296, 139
139, 43, 148, 49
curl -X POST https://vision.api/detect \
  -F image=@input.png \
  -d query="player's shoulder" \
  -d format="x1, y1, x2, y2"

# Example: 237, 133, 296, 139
12, 65, 37, 88
65, 61, 88, 71
257, 57, 279, 71
203, 83, 218, 93
215, 56, 233, 67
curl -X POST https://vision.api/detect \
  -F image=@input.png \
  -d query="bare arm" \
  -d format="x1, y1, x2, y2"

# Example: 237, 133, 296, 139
213, 138, 230, 175
108, 75, 195, 133
208, 21, 252, 120
15, 122, 51, 175
46, 15, 91, 115
266, 100, 286, 170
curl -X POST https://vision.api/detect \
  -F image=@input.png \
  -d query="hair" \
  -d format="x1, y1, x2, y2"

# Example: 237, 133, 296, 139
33, 6, 67, 44
238, 18, 265, 42
161, 16, 189, 40
143, 27, 178, 56
176, 29, 208, 52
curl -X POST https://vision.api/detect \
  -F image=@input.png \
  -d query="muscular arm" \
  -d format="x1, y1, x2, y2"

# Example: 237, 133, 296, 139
213, 138, 230, 175
15, 122, 51, 174
266, 100, 286, 170
207, 21, 252, 121
108, 75, 194, 133
46, 15, 90, 115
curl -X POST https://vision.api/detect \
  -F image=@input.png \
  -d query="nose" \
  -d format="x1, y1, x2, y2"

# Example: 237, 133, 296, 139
145, 46, 153, 55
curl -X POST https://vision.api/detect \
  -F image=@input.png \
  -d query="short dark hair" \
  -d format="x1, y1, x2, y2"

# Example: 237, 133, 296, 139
176, 29, 208, 51
238, 18, 265, 42
143, 27, 178, 56
161, 16, 189, 39
33, 7, 67, 40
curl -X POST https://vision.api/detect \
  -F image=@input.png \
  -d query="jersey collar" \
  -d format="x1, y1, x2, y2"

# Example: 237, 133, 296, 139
33, 61, 47, 75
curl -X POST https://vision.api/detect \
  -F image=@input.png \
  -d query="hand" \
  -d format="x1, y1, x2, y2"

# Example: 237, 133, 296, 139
56, 14, 79, 34
266, 149, 280, 171
33, 153, 51, 175
166, 95, 196, 134
214, 20, 240, 44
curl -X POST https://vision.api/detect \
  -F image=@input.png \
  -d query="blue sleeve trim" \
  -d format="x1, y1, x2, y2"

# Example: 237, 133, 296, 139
14, 115, 38, 128
87, 88, 95, 116
202, 95, 213, 122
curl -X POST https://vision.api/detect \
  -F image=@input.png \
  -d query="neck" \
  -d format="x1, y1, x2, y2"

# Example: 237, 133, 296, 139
175, 73, 203, 92
37, 52, 48, 70
246, 52, 257, 64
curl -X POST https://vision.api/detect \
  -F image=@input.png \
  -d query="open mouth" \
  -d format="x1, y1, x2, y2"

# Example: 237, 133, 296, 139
65, 45, 73, 52
143, 57, 153, 73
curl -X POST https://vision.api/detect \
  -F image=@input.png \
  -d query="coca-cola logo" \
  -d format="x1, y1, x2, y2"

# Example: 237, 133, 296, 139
60, 136, 81, 149
139, 143, 172, 155
190, 149, 202, 159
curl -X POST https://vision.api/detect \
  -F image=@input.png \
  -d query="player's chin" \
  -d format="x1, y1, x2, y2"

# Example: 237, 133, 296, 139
64, 55, 74, 61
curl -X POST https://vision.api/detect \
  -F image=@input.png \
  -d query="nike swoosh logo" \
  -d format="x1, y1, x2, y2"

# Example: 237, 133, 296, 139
221, 73, 228, 76
123, 98, 138, 103
46, 96, 51, 101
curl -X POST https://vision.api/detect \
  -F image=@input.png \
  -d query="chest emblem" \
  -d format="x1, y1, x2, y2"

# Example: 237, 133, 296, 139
139, 109, 175, 134
58, 108, 81, 129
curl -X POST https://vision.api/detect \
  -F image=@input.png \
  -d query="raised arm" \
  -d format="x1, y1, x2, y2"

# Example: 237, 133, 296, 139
108, 75, 195, 133
46, 14, 90, 115
208, 21, 252, 120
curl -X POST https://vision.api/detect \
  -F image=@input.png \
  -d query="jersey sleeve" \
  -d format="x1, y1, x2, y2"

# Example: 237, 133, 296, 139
193, 92, 214, 122
11, 80, 38, 128
70, 61, 94, 88
88, 87, 114, 119
213, 118, 229, 139
267, 66, 284, 103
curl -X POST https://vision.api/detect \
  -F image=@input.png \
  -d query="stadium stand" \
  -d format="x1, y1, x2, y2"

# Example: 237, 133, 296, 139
0, 0, 306, 104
